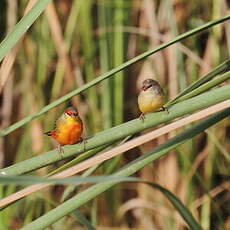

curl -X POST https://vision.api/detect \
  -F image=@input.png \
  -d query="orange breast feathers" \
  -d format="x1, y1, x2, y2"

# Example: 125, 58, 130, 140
49, 115, 83, 145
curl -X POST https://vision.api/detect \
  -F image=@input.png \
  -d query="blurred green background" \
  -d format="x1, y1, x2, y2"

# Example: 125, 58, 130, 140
0, 0, 229, 229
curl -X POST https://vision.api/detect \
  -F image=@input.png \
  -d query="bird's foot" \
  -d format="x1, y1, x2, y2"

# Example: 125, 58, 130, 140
58, 144, 64, 157
162, 106, 169, 114
79, 137, 87, 151
139, 113, 145, 121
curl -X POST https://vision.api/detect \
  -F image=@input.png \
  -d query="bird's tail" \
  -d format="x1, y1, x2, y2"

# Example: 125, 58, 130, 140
44, 131, 53, 136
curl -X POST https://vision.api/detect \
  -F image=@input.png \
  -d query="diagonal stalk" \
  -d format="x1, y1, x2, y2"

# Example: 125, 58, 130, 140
0, 84, 229, 176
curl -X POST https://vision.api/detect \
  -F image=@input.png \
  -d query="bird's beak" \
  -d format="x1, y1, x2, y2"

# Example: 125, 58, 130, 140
65, 112, 77, 117
141, 86, 147, 91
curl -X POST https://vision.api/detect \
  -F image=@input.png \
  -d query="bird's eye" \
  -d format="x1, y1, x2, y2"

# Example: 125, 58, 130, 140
65, 110, 72, 116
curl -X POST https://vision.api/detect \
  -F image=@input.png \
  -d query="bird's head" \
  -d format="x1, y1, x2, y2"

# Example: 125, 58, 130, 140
141, 79, 159, 91
64, 107, 78, 118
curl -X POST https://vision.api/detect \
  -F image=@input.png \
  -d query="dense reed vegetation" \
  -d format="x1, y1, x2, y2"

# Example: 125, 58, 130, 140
0, 1, 229, 229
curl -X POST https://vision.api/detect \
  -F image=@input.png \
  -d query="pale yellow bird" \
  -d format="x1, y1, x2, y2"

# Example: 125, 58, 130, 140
138, 79, 168, 120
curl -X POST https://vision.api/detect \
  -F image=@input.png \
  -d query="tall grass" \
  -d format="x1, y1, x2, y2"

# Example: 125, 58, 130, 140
0, 1, 229, 229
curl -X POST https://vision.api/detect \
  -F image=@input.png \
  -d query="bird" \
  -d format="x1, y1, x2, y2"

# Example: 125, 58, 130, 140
138, 78, 168, 120
44, 106, 84, 155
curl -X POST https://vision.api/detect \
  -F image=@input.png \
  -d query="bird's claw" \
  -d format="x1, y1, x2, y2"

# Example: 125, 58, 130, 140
139, 113, 145, 122
162, 106, 169, 114
79, 137, 87, 151
58, 145, 64, 157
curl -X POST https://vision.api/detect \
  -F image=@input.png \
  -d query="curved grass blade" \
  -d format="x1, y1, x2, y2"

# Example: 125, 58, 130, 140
168, 70, 230, 105
1, 175, 201, 229
145, 182, 201, 230
167, 59, 230, 106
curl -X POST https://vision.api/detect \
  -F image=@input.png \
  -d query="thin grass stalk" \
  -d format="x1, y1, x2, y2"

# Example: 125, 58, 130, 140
206, 130, 230, 161
200, 2, 223, 227
212, 0, 221, 66
91, 199, 97, 227
166, 0, 186, 91
200, 127, 214, 229
0, 0, 17, 228
0, 0, 52, 62
98, 1, 113, 129
37, 16, 50, 87
0, 84, 229, 176
79, 0, 100, 131
170, 71, 230, 104
51, 0, 81, 99
169, 59, 230, 105
1, 15, 229, 137
45, 3, 74, 95
64, 0, 82, 50
175, 133, 225, 227
106, 0, 126, 218
20, 108, 230, 230
195, 129, 226, 229
113, 0, 125, 125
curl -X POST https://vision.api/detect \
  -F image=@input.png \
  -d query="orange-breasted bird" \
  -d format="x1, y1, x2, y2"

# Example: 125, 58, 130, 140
138, 78, 168, 120
44, 107, 84, 155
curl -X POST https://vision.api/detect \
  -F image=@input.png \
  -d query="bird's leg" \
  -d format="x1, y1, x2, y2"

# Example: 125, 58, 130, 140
139, 113, 145, 121
79, 137, 87, 151
58, 144, 64, 157
162, 106, 169, 114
